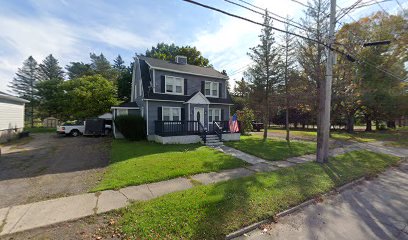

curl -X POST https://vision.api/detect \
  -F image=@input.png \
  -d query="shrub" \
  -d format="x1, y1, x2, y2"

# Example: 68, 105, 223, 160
114, 115, 146, 141
236, 107, 255, 135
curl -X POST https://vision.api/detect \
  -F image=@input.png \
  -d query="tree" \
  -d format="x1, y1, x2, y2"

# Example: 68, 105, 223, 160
90, 53, 117, 81
145, 43, 211, 67
298, 0, 329, 131
247, 10, 282, 141
37, 54, 65, 118
281, 18, 297, 142
65, 62, 93, 79
9, 56, 39, 127
113, 55, 132, 102
38, 54, 64, 81
62, 75, 118, 119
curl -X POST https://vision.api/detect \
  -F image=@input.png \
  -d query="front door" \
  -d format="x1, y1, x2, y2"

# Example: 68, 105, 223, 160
194, 107, 205, 126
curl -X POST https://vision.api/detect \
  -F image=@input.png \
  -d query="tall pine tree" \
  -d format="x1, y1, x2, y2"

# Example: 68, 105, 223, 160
247, 10, 282, 141
9, 56, 39, 127
113, 55, 132, 102
37, 55, 65, 118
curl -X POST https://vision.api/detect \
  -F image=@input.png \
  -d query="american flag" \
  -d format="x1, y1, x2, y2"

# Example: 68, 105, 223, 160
229, 113, 239, 133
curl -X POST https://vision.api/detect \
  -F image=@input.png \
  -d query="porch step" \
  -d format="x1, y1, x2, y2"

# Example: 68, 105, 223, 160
206, 142, 223, 147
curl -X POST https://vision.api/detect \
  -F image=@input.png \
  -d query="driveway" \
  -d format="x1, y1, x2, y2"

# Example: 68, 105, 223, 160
237, 161, 408, 240
0, 133, 111, 208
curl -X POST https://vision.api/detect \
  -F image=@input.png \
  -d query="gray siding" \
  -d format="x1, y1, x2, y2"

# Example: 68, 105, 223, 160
153, 69, 227, 98
0, 98, 25, 131
146, 100, 184, 135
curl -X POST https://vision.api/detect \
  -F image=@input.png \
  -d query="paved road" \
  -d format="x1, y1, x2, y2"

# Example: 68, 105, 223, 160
0, 133, 110, 208
236, 161, 408, 240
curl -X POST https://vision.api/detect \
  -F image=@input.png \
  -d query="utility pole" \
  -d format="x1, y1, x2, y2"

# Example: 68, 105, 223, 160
317, 0, 336, 163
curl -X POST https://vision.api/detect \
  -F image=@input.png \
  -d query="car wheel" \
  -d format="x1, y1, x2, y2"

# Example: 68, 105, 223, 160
70, 130, 80, 137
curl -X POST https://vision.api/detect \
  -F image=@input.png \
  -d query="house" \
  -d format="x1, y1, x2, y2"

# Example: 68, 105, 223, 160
0, 91, 29, 142
111, 55, 240, 144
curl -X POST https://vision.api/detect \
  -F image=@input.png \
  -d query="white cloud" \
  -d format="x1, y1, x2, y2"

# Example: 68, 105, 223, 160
192, 0, 302, 89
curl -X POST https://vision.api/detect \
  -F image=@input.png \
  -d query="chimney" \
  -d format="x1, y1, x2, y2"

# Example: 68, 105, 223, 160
175, 55, 187, 65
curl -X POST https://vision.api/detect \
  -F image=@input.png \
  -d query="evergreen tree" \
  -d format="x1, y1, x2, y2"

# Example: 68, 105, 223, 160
38, 54, 64, 81
9, 56, 39, 127
65, 62, 93, 79
90, 53, 116, 81
113, 55, 132, 102
247, 10, 282, 141
37, 55, 65, 118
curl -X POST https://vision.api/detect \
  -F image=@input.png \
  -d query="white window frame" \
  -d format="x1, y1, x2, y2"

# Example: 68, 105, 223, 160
204, 81, 219, 98
162, 107, 181, 121
165, 76, 184, 95
208, 108, 221, 123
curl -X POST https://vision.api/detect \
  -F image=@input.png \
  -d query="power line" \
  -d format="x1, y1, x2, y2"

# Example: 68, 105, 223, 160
182, 0, 406, 81
183, 0, 327, 46
224, 0, 310, 32
374, 0, 389, 14
395, 0, 406, 13
236, 0, 319, 32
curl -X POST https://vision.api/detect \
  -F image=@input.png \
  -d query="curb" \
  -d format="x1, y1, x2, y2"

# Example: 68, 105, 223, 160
225, 177, 367, 239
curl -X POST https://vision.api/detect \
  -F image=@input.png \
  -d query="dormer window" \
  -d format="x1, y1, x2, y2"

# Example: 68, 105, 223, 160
205, 81, 219, 98
165, 76, 184, 95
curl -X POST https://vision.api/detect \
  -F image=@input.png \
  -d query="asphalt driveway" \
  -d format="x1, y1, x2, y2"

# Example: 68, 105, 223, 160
0, 133, 111, 208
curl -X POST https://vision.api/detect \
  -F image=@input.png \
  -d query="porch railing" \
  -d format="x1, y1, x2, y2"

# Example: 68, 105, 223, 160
210, 121, 231, 133
155, 121, 203, 136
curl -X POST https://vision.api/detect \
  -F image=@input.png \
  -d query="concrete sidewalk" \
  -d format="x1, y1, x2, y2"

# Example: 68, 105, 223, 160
235, 161, 408, 240
0, 142, 406, 236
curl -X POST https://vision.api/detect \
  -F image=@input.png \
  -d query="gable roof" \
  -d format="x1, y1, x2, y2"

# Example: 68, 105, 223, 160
138, 56, 228, 80
139, 58, 233, 105
184, 91, 211, 104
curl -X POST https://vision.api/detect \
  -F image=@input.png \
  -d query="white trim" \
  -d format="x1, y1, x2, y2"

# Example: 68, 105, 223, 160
144, 98, 233, 105
193, 107, 205, 125
146, 101, 149, 135
164, 75, 184, 95
162, 106, 182, 121
228, 105, 231, 118
143, 60, 228, 80
152, 69, 156, 93
208, 108, 221, 123
185, 91, 210, 104
188, 103, 190, 121
204, 81, 219, 98
209, 103, 234, 106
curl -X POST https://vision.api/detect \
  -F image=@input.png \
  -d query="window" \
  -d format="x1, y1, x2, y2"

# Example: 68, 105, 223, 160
162, 107, 181, 121
204, 81, 219, 97
209, 108, 221, 122
165, 76, 184, 95
117, 109, 128, 116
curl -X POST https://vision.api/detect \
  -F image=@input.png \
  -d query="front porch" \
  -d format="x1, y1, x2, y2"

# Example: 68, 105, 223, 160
150, 120, 240, 144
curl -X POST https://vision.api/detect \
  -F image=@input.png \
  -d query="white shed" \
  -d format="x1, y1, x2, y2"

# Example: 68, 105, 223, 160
0, 91, 29, 142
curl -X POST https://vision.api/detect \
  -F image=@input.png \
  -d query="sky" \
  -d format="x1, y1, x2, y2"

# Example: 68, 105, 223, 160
0, 0, 406, 93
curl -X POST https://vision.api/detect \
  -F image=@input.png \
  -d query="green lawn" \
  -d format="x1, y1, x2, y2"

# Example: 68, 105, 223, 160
93, 140, 248, 191
224, 135, 316, 161
119, 150, 399, 239
24, 127, 56, 133
268, 128, 408, 147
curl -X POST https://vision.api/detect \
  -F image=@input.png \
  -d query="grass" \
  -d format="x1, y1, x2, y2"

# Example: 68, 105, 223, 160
93, 140, 248, 191
119, 150, 399, 239
267, 127, 408, 147
224, 135, 316, 161
24, 127, 55, 133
